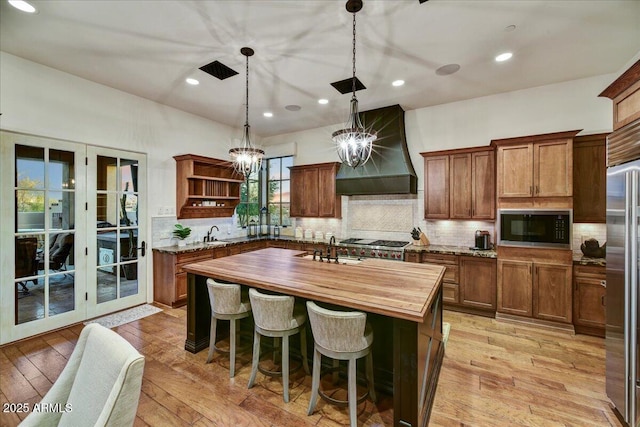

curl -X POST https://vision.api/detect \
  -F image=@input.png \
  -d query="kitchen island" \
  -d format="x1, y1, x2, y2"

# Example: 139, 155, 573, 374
182, 248, 445, 427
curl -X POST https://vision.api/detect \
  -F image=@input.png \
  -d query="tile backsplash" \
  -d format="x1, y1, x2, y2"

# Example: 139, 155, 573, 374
572, 223, 607, 254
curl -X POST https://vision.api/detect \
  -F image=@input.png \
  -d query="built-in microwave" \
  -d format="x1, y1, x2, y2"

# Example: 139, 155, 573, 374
498, 209, 572, 249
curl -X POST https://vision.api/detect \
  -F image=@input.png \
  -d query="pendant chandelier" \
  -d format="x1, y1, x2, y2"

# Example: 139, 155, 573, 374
332, 0, 377, 168
229, 47, 264, 179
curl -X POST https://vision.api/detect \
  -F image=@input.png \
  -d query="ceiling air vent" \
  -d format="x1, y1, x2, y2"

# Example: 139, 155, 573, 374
330, 76, 366, 95
199, 60, 238, 80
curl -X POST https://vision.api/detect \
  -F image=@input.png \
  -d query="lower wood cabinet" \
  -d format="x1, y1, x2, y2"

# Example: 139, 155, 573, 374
153, 241, 267, 307
406, 252, 497, 315
460, 256, 496, 310
573, 264, 606, 337
153, 248, 215, 307
497, 258, 572, 324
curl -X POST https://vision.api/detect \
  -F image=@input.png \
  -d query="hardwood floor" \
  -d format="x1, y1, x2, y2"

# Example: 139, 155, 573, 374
0, 308, 622, 426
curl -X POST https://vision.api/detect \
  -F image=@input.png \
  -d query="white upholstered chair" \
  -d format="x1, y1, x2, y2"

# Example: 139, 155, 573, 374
306, 301, 376, 427
19, 323, 145, 427
206, 278, 252, 378
247, 288, 310, 402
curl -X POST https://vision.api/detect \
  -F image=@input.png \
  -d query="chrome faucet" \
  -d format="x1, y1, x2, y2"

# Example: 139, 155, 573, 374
204, 225, 219, 242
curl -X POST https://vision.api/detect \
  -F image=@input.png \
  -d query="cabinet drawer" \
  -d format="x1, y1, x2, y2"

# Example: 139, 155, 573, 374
574, 265, 606, 281
422, 254, 459, 283
443, 283, 459, 304
176, 249, 213, 264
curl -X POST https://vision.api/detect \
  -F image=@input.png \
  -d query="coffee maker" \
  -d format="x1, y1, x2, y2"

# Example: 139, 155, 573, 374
474, 230, 491, 250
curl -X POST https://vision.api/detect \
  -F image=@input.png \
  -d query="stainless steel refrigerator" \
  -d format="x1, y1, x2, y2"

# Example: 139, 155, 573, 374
607, 118, 640, 426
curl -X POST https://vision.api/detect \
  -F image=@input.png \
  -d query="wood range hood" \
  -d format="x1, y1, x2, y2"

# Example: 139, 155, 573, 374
335, 104, 418, 195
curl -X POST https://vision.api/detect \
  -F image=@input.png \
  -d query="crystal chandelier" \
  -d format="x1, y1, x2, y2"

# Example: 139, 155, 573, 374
230, 47, 264, 179
332, 0, 377, 168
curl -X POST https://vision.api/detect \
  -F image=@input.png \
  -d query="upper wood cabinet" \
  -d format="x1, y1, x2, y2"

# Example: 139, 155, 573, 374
599, 59, 640, 131
492, 130, 580, 208
174, 154, 244, 219
422, 147, 495, 220
289, 162, 341, 218
573, 134, 607, 223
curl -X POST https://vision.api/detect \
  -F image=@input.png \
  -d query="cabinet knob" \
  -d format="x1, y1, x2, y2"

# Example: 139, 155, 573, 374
601, 295, 606, 306
530, 185, 533, 195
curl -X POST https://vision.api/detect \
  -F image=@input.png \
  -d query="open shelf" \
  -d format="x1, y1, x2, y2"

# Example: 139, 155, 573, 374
174, 154, 243, 219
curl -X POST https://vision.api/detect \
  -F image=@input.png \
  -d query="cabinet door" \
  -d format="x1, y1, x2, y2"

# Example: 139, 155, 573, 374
574, 275, 606, 328
534, 140, 572, 197
175, 272, 187, 301
303, 167, 319, 217
533, 263, 572, 323
471, 150, 495, 220
497, 260, 532, 316
424, 155, 449, 219
460, 257, 496, 310
573, 136, 606, 223
318, 164, 337, 217
290, 168, 304, 217
450, 153, 472, 219
497, 144, 533, 198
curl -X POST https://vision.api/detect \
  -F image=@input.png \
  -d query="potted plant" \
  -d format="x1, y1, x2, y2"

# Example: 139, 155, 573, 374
173, 223, 191, 247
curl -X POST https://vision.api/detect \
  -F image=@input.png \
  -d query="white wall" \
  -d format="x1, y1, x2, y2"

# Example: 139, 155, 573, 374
0, 52, 242, 219
263, 73, 616, 192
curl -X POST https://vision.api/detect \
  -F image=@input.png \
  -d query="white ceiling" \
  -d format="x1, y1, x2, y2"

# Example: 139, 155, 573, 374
1, 0, 639, 138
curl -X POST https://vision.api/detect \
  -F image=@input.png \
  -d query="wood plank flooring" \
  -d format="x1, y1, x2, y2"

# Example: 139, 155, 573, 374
0, 307, 623, 426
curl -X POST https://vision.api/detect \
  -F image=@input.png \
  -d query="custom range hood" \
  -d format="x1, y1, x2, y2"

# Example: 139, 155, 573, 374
335, 104, 417, 195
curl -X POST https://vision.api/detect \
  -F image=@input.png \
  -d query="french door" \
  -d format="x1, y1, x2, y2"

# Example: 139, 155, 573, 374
0, 131, 147, 344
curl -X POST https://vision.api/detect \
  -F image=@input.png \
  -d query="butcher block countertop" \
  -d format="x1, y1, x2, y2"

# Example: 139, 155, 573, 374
182, 247, 445, 323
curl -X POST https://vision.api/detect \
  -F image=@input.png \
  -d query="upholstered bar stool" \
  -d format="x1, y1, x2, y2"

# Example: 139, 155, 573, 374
206, 278, 252, 378
306, 301, 376, 427
247, 288, 310, 402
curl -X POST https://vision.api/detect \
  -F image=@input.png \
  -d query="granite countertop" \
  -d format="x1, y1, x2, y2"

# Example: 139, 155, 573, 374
573, 252, 606, 267
153, 235, 326, 254
405, 244, 497, 259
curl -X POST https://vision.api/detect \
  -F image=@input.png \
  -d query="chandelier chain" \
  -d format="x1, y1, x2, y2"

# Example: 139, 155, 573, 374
245, 53, 250, 127
352, 12, 357, 96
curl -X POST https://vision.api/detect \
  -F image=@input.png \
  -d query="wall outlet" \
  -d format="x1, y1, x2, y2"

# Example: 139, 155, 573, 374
160, 231, 172, 239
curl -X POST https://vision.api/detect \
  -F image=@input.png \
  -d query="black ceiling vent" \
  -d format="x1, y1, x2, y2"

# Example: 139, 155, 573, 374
199, 60, 238, 80
419, 0, 429, 3
330, 76, 366, 94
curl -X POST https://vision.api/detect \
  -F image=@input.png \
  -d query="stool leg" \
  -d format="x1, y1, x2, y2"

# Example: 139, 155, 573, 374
206, 317, 217, 363
366, 352, 376, 403
301, 327, 310, 375
283, 334, 290, 403
307, 346, 321, 415
348, 358, 358, 427
229, 318, 237, 378
248, 330, 261, 388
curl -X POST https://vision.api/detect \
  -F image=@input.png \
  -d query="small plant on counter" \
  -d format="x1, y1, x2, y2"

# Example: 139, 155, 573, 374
173, 223, 191, 245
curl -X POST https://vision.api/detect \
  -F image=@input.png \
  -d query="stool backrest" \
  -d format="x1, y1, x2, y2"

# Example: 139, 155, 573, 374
249, 288, 295, 331
206, 279, 244, 315
306, 301, 367, 353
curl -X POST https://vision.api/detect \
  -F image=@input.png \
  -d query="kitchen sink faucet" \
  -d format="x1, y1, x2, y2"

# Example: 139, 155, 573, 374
204, 225, 219, 242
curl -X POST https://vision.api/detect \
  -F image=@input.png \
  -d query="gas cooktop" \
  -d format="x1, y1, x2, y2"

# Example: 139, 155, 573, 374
338, 238, 410, 248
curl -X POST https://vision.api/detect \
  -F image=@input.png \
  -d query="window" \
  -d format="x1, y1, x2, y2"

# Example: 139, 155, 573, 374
267, 156, 292, 226
236, 169, 260, 228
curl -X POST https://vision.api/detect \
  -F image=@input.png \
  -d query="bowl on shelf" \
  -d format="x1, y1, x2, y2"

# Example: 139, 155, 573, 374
580, 238, 606, 258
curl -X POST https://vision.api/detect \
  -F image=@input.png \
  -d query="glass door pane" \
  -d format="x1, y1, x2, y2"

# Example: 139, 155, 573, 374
88, 148, 146, 317
14, 145, 77, 325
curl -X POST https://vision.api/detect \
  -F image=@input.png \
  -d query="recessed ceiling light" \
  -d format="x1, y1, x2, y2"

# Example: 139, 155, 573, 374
263, 112, 273, 118
318, 99, 329, 105
435, 64, 461, 76
504, 25, 516, 32
8, 0, 37, 13
185, 78, 199, 85
285, 104, 302, 111
392, 80, 405, 87
495, 52, 513, 62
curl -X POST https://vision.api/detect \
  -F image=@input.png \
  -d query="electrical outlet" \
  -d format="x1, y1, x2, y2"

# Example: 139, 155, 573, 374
160, 231, 172, 239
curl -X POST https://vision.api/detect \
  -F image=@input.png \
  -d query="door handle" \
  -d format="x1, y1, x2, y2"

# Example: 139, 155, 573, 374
136, 241, 146, 257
